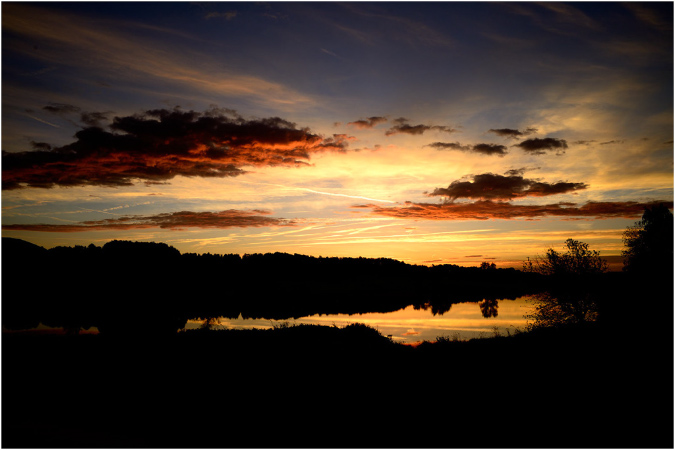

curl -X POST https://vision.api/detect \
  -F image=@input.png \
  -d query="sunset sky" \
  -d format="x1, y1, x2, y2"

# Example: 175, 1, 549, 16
2, 2, 673, 269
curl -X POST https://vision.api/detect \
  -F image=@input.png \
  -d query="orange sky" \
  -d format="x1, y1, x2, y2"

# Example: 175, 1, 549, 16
2, 3, 673, 269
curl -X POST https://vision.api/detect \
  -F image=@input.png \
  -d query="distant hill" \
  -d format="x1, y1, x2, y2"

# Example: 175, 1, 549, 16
2, 236, 47, 256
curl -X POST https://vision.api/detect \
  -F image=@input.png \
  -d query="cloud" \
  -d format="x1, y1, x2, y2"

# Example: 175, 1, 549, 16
29, 141, 53, 151
385, 118, 457, 136
2, 209, 294, 232
2, 107, 352, 190
471, 143, 508, 156
41, 103, 114, 128
43, 103, 81, 115
427, 173, 588, 201
427, 142, 467, 151
320, 48, 342, 59
514, 137, 568, 155
427, 142, 508, 156
347, 116, 388, 129
503, 167, 540, 177
487, 128, 538, 139
205, 11, 237, 20
358, 200, 673, 221
624, 2, 673, 32
3, 4, 313, 107
80, 111, 113, 127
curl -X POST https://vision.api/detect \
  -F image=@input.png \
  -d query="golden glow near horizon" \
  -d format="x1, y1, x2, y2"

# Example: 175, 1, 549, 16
2, 3, 672, 269
183, 297, 535, 343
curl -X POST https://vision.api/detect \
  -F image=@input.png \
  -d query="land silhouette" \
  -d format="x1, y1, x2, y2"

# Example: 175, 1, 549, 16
2, 206, 673, 448
1, 237, 545, 335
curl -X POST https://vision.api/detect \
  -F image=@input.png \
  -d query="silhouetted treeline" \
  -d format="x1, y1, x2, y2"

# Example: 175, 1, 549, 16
2, 237, 545, 335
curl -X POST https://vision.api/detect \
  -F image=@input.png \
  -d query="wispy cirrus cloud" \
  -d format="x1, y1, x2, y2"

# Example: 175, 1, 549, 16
2, 107, 352, 190
2, 209, 294, 232
3, 3, 312, 107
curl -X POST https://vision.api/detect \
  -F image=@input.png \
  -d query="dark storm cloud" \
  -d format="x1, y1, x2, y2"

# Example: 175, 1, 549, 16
2, 107, 352, 190
427, 142, 508, 156
427, 173, 587, 201
357, 200, 673, 221
487, 128, 537, 139
385, 118, 457, 136
347, 116, 388, 129
2, 209, 294, 232
514, 137, 568, 155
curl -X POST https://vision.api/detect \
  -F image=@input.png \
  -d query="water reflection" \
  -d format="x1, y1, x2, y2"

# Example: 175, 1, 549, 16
479, 298, 499, 318
184, 296, 535, 343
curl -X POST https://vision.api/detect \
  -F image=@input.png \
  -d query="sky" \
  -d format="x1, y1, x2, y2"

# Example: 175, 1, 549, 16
2, 1, 673, 269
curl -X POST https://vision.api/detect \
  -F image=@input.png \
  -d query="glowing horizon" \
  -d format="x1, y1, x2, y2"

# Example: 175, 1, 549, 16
2, 2, 672, 269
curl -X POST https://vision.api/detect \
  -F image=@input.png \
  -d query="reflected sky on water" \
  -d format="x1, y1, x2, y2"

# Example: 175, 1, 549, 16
185, 296, 536, 343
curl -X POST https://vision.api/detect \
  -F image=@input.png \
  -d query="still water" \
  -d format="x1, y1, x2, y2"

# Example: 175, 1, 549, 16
184, 296, 536, 343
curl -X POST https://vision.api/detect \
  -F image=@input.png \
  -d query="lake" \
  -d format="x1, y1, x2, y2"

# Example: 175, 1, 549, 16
183, 295, 536, 343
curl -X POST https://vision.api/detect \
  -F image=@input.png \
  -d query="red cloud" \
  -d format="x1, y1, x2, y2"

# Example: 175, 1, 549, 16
2, 107, 352, 190
357, 200, 673, 221
2, 209, 294, 232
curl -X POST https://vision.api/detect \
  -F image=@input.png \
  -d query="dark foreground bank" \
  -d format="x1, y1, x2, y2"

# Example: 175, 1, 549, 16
3, 318, 673, 448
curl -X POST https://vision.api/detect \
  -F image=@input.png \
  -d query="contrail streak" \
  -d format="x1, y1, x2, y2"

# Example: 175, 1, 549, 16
241, 181, 396, 203
76, 207, 123, 216
25, 114, 60, 128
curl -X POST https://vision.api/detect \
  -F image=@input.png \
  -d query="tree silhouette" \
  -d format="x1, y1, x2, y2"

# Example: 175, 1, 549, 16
523, 238, 608, 278
479, 298, 498, 318
524, 239, 607, 330
622, 204, 674, 277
